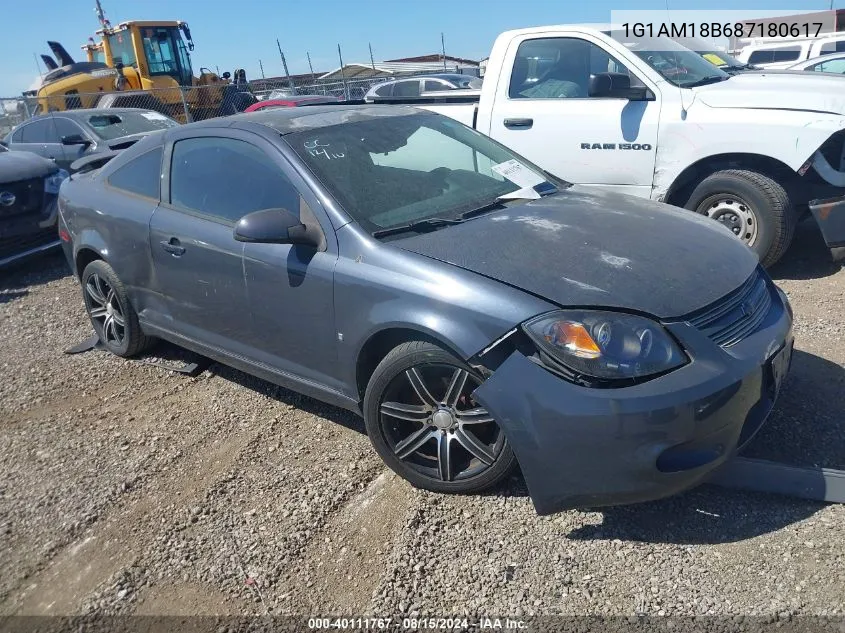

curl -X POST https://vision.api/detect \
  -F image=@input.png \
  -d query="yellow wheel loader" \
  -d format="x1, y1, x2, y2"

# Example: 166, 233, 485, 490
35, 11, 255, 122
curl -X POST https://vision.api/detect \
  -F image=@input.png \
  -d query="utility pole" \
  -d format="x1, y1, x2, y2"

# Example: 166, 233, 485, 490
94, 0, 109, 29
259, 59, 265, 79
277, 39, 296, 94
33, 52, 44, 78
441, 32, 448, 71
338, 44, 349, 100
307, 52, 321, 94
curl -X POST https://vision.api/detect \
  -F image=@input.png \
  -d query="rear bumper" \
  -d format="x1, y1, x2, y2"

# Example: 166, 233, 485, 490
472, 286, 793, 515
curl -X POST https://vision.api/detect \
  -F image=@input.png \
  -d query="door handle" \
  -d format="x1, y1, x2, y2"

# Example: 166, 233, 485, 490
160, 238, 185, 256
503, 118, 533, 129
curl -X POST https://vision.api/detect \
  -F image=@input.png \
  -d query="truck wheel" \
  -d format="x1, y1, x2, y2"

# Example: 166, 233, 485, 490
685, 169, 796, 267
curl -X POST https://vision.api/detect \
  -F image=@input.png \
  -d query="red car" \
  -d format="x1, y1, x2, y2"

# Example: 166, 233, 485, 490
244, 95, 341, 112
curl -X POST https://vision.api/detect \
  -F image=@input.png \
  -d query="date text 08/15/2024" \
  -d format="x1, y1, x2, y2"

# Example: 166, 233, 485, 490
306, 617, 528, 630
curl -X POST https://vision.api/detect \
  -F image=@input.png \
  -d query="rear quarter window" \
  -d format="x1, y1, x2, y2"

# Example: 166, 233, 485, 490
107, 146, 163, 200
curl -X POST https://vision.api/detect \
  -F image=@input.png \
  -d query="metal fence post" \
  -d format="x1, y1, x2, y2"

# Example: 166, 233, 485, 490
337, 44, 349, 101
179, 86, 192, 123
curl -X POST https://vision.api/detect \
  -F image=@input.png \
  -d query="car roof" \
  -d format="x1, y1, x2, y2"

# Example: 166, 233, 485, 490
791, 51, 845, 67
192, 104, 424, 135
378, 73, 474, 85
29, 108, 160, 121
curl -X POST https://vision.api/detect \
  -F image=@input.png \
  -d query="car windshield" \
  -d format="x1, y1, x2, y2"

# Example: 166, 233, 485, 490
85, 111, 179, 140
287, 113, 562, 235
672, 37, 748, 69
610, 32, 730, 87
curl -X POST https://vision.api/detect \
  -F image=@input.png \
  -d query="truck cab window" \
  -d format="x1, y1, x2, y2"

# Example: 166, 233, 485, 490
107, 31, 136, 67
509, 37, 634, 99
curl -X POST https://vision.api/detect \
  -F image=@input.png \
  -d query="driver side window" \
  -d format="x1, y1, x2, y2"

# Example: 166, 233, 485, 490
169, 137, 315, 229
509, 37, 639, 99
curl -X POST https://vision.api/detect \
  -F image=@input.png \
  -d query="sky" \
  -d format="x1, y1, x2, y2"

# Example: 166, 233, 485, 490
1, 0, 842, 95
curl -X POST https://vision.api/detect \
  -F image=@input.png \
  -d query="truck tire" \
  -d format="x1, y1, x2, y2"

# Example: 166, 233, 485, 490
684, 169, 796, 268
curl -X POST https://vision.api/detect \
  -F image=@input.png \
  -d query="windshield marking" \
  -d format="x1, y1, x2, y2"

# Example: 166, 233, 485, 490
513, 215, 569, 231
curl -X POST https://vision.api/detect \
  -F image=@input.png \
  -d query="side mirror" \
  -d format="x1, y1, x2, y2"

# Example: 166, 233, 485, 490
61, 134, 91, 147
588, 72, 652, 100
233, 208, 317, 246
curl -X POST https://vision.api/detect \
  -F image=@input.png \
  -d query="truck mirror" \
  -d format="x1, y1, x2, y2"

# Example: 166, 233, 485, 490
588, 72, 652, 101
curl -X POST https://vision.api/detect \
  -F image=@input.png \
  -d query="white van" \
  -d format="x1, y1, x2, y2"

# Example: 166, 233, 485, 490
734, 34, 845, 68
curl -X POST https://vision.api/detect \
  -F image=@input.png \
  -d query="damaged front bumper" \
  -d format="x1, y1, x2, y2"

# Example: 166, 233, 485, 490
808, 195, 845, 260
471, 288, 793, 516
808, 151, 845, 257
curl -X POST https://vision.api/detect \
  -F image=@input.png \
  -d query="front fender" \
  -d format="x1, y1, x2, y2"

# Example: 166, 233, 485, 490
333, 224, 555, 398
653, 107, 845, 197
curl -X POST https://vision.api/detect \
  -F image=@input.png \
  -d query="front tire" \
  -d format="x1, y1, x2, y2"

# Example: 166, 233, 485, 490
363, 341, 516, 494
685, 169, 796, 268
81, 260, 151, 358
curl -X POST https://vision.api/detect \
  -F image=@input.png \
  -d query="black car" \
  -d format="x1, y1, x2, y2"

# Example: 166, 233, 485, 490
0, 143, 67, 267
2, 108, 179, 172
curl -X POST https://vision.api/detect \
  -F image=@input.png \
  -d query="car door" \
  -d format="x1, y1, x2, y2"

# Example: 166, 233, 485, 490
486, 34, 660, 197
807, 57, 845, 74
51, 116, 93, 170
11, 117, 65, 165
149, 131, 255, 355
150, 130, 339, 389
423, 79, 453, 93
238, 150, 340, 391
392, 79, 421, 97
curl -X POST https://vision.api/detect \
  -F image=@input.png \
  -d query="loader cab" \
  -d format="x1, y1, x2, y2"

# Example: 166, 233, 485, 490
100, 21, 194, 87
82, 42, 106, 64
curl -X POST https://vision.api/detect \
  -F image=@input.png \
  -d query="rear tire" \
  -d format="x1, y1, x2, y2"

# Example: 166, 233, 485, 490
81, 260, 152, 358
363, 341, 516, 494
685, 169, 796, 268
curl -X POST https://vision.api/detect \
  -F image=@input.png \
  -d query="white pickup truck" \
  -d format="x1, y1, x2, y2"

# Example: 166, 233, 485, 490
380, 25, 845, 266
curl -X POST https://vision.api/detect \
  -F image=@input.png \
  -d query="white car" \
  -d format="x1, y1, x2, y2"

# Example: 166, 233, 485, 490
788, 51, 845, 74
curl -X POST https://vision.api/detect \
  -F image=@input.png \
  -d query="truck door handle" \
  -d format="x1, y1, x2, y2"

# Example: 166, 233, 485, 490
160, 238, 185, 256
504, 118, 533, 129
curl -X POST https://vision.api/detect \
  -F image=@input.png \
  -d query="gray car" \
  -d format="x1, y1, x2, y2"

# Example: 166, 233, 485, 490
57, 106, 793, 514
3, 108, 179, 172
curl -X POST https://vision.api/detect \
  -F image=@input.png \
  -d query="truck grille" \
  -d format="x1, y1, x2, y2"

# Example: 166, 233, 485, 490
0, 176, 45, 218
685, 268, 772, 347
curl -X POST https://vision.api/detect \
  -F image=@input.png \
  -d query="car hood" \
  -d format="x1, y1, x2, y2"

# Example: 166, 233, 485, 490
694, 72, 845, 114
394, 187, 759, 319
0, 150, 57, 184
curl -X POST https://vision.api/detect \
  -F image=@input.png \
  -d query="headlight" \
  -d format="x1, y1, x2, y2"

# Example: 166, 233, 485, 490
524, 310, 687, 381
44, 169, 69, 195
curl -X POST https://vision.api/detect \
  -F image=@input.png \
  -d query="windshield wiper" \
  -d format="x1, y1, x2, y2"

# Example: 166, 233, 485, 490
459, 185, 559, 220
684, 75, 729, 87
371, 217, 463, 238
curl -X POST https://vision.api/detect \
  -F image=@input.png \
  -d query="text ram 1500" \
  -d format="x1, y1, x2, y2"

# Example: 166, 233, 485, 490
377, 25, 845, 267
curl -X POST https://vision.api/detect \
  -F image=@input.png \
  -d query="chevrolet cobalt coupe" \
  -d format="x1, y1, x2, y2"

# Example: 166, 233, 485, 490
57, 106, 793, 514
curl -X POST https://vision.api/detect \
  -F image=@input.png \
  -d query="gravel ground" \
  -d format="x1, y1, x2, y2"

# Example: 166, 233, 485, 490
0, 218, 843, 620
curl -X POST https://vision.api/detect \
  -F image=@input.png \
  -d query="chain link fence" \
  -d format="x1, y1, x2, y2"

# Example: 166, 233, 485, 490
0, 67, 480, 134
